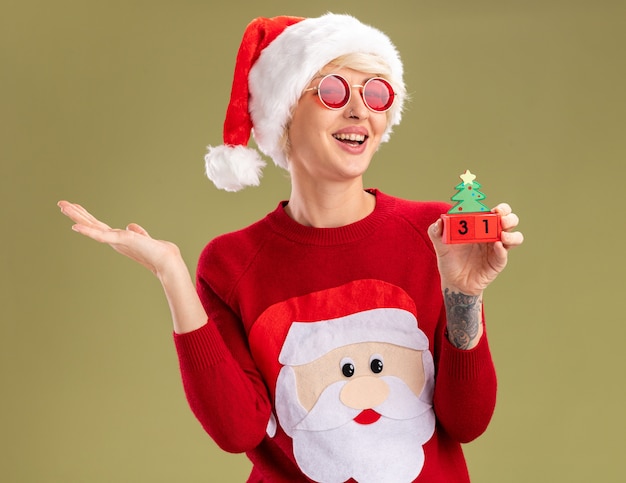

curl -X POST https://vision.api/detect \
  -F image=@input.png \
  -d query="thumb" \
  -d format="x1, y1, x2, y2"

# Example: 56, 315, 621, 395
428, 218, 448, 256
126, 223, 150, 237
428, 218, 443, 243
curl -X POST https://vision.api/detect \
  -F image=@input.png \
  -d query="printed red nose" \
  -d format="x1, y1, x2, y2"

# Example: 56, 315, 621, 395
353, 409, 381, 425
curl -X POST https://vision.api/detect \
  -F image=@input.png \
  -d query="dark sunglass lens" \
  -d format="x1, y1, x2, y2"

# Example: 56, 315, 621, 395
363, 78, 394, 112
318, 75, 350, 109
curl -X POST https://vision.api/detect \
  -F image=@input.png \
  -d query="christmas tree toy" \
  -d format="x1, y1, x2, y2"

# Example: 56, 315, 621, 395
441, 170, 502, 244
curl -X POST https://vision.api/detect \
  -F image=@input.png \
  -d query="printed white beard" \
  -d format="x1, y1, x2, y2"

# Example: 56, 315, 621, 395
275, 371, 436, 483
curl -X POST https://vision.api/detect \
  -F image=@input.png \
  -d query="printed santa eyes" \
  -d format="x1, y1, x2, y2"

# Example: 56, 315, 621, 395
340, 357, 355, 378
340, 355, 385, 378
370, 354, 384, 374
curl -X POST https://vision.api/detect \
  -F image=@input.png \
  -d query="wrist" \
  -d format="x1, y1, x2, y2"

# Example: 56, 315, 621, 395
155, 250, 189, 286
440, 279, 484, 298
443, 288, 484, 350
154, 252, 207, 335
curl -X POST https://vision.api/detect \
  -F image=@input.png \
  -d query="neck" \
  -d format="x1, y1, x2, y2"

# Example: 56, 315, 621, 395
285, 178, 375, 228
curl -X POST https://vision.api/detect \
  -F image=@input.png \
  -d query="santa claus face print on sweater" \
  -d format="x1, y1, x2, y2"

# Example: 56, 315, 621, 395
250, 280, 436, 483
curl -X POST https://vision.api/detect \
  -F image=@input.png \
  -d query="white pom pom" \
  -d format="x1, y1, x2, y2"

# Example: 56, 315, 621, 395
204, 145, 267, 192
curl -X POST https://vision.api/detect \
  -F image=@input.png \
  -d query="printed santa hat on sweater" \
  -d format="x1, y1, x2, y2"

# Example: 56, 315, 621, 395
248, 279, 430, 401
205, 13, 405, 191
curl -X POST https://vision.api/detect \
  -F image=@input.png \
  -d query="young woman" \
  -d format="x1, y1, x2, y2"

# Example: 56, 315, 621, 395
59, 13, 523, 483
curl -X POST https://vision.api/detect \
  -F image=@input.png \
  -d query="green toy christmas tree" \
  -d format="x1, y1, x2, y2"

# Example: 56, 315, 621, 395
447, 169, 490, 214
441, 169, 501, 244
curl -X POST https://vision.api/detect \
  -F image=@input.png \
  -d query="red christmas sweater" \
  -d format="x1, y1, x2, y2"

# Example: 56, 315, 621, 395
174, 190, 497, 482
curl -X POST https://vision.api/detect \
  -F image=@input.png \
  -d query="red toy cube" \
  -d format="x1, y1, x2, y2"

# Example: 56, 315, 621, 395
441, 212, 501, 244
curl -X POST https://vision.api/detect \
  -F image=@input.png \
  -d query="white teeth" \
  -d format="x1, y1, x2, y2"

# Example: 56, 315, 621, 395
333, 133, 366, 142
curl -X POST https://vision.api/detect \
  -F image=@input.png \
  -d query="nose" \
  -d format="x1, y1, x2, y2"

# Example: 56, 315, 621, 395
340, 376, 389, 409
344, 87, 369, 119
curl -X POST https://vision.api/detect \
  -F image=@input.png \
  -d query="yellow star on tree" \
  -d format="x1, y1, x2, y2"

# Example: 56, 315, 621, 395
459, 169, 477, 185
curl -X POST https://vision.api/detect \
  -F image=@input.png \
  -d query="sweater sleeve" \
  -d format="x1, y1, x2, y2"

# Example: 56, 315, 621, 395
432, 308, 497, 443
400, 198, 498, 443
172, 251, 272, 454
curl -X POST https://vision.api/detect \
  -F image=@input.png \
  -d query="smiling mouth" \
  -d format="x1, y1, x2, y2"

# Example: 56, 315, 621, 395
333, 133, 367, 145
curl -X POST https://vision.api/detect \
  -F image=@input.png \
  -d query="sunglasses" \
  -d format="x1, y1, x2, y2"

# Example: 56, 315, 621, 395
304, 74, 396, 113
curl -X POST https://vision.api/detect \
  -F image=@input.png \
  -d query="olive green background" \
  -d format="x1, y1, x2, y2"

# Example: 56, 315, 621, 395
2, 0, 624, 481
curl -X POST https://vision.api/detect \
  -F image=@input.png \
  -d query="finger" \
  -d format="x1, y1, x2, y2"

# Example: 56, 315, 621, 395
70, 203, 106, 226
58, 200, 81, 220
500, 212, 520, 231
501, 230, 524, 248
59, 201, 111, 230
58, 200, 87, 220
71, 224, 126, 245
492, 203, 512, 217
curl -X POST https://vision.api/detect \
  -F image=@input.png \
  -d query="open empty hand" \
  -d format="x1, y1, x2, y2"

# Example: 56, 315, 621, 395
57, 201, 182, 276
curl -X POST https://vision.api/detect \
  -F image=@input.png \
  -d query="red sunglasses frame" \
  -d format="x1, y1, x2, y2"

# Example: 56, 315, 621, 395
304, 74, 396, 113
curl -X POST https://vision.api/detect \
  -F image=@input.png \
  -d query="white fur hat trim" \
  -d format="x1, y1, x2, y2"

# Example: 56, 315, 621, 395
205, 144, 266, 192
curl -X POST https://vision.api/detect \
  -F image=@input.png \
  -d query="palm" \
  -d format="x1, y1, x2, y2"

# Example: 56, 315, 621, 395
434, 241, 506, 295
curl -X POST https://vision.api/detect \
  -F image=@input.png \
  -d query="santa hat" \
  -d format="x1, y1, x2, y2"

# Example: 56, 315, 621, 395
248, 279, 424, 400
205, 13, 405, 191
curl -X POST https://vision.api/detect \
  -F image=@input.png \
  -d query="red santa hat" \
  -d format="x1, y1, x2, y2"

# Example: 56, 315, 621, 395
205, 13, 405, 191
